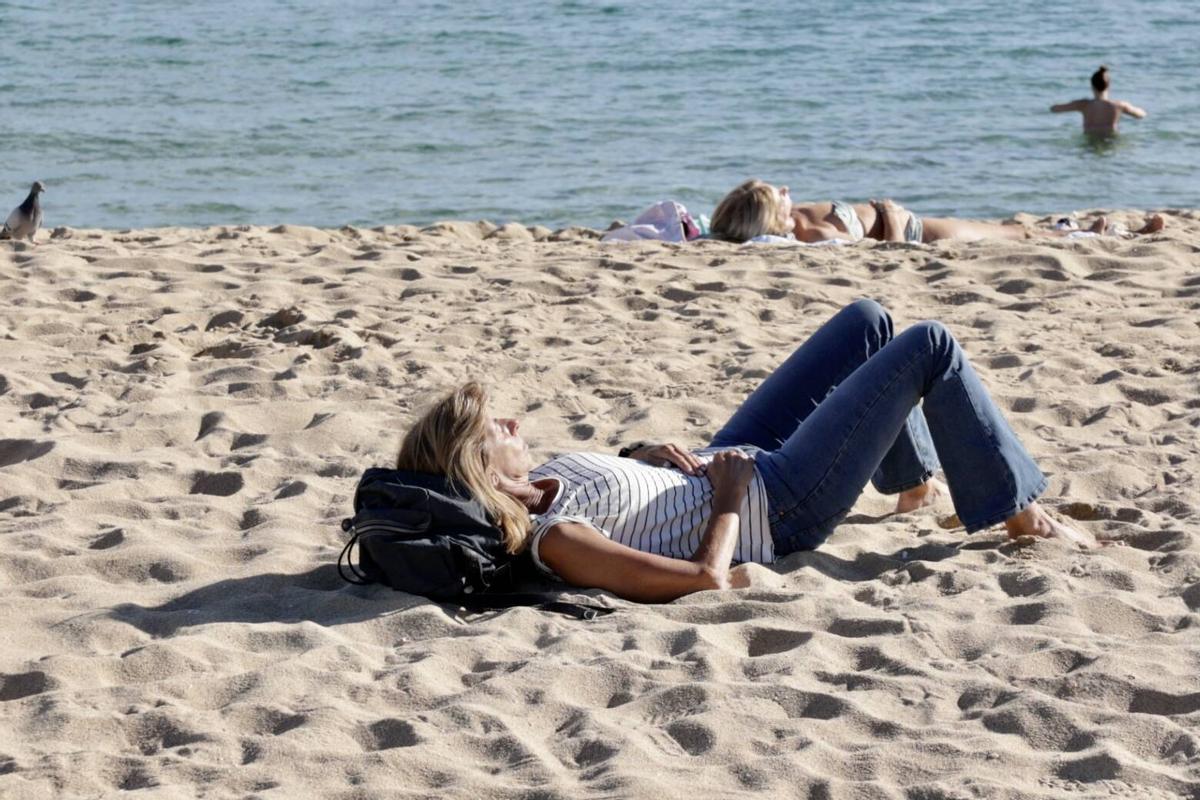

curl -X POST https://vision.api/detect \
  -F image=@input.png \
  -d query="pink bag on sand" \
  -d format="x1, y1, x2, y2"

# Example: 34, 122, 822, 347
601, 200, 702, 243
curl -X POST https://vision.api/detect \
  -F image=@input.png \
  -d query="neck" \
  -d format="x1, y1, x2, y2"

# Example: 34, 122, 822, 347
506, 477, 557, 515
1094, 90, 1108, 99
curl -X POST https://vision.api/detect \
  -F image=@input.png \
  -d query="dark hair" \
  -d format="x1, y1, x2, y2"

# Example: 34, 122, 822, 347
1091, 65, 1110, 92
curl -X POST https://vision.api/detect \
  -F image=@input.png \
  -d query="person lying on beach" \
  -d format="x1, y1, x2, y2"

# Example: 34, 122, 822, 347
394, 300, 1099, 604
1051, 65, 1146, 135
711, 179, 1165, 245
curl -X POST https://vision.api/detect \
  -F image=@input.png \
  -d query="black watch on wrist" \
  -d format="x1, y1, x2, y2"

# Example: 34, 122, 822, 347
618, 441, 650, 459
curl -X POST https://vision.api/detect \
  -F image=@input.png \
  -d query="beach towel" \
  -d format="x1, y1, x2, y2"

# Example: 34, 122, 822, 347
747, 234, 852, 246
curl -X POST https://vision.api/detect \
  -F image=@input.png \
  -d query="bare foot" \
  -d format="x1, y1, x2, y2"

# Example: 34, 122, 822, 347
1004, 502, 1098, 548
895, 478, 945, 514
1137, 214, 1165, 234
1087, 216, 1108, 234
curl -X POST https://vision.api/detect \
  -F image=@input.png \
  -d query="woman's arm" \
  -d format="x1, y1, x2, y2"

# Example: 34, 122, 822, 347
791, 203, 852, 243
624, 442, 702, 475
1120, 100, 1147, 119
1050, 99, 1087, 113
537, 450, 757, 603
871, 199, 909, 242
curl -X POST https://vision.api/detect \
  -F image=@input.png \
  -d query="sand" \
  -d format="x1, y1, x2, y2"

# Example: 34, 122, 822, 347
1, 211, 1198, 799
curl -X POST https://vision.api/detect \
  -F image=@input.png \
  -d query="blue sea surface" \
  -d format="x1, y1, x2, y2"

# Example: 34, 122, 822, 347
2, 0, 1197, 229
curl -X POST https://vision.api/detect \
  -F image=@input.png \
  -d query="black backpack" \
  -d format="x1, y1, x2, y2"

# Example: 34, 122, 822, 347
337, 467, 612, 620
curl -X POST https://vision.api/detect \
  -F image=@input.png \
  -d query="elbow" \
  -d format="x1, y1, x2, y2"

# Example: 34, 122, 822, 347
694, 565, 730, 592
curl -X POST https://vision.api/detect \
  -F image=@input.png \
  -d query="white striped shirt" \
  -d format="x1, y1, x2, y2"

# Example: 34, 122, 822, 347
528, 449, 774, 578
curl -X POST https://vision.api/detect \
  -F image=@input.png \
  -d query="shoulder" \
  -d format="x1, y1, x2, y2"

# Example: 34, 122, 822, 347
792, 202, 832, 221
529, 517, 605, 579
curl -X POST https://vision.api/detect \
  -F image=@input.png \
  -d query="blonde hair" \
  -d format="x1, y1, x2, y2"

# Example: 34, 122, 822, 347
396, 382, 532, 554
711, 179, 789, 243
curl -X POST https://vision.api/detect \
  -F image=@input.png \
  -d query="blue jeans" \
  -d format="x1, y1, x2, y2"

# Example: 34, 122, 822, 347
710, 300, 1047, 556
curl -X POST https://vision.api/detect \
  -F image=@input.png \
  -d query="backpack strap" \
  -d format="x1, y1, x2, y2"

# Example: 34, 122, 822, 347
338, 518, 612, 620
456, 592, 616, 621
337, 519, 372, 585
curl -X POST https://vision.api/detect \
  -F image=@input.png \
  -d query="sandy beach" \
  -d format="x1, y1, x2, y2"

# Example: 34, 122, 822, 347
1, 211, 1198, 799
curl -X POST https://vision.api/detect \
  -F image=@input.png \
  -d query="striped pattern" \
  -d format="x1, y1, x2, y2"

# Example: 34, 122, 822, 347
529, 449, 774, 576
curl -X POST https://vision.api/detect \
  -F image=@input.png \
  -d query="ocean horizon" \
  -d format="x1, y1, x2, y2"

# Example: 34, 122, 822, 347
3, 0, 1198, 230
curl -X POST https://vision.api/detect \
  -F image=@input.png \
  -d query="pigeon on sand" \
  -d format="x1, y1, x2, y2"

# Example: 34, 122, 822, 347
1, 181, 45, 243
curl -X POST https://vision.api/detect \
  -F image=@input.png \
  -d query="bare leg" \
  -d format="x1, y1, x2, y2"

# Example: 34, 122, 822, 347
920, 214, 1160, 243
920, 217, 1029, 243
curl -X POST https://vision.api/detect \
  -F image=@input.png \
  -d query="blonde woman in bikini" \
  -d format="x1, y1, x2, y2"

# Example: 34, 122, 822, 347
711, 179, 1164, 245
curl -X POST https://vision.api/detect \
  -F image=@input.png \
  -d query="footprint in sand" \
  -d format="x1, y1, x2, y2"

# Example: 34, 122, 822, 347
275, 480, 307, 499
205, 309, 245, 330
664, 719, 715, 756
569, 423, 595, 441
50, 371, 88, 389
356, 719, 420, 751
257, 307, 305, 330
0, 670, 55, 701
743, 626, 813, 657
89, 529, 126, 550
189, 471, 244, 496
0, 439, 54, 468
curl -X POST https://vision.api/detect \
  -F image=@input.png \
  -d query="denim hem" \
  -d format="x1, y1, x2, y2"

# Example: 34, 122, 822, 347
960, 474, 1048, 534
873, 469, 937, 495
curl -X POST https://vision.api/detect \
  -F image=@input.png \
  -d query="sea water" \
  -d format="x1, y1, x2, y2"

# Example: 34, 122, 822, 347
2, 0, 1197, 230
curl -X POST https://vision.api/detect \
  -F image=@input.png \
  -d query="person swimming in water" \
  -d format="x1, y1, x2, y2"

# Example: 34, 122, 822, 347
1050, 65, 1147, 135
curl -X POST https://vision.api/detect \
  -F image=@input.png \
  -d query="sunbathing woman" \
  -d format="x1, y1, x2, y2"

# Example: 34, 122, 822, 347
711, 179, 1165, 244
395, 300, 1097, 604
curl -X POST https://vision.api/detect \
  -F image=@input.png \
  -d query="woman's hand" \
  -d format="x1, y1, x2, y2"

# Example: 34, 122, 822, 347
705, 449, 756, 501
727, 563, 753, 589
629, 443, 703, 476
870, 198, 908, 242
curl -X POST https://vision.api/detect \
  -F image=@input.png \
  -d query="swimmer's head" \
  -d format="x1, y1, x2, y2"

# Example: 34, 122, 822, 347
1091, 65, 1110, 93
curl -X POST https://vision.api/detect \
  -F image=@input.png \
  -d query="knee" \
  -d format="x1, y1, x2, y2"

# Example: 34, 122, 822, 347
909, 320, 956, 352
843, 298, 892, 333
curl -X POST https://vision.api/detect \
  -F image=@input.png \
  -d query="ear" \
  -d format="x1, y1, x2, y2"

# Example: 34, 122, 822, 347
488, 468, 501, 489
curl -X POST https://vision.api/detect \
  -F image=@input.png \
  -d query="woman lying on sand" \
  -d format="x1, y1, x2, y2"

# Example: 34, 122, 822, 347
397, 300, 1097, 603
711, 179, 1165, 244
